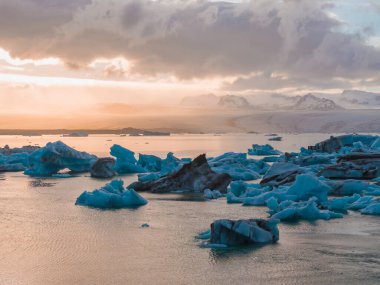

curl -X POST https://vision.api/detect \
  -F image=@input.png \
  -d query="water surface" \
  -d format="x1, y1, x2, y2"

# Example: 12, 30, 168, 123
1, 134, 379, 284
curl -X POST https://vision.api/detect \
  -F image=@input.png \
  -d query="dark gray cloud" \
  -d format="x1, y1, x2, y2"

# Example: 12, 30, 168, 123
0, 0, 379, 91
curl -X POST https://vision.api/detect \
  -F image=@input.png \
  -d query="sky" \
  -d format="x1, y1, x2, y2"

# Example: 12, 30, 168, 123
1, 0, 380, 127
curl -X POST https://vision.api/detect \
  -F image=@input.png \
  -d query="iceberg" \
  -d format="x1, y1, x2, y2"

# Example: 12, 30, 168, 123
288, 154, 332, 167
208, 218, 279, 246
327, 194, 361, 213
24, 141, 97, 176
111, 145, 185, 176
0, 152, 30, 172
110, 144, 145, 174
326, 180, 367, 196
318, 152, 380, 180
285, 174, 331, 203
268, 136, 282, 141
76, 180, 148, 209
308, 134, 378, 153
0, 144, 40, 155
209, 152, 268, 181
204, 189, 223, 199
263, 156, 280, 163
371, 137, 380, 149
160, 152, 185, 175
138, 172, 161, 182
248, 144, 282, 156
348, 196, 374, 210
138, 154, 162, 172
196, 229, 211, 240
226, 181, 271, 204
269, 198, 343, 221
361, 200, 380, 216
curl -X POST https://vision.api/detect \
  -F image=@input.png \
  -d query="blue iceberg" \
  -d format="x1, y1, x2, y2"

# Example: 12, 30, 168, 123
248, 144, 282, 156
110, 144, 145, 174
76, 180, 148, 209
24, 141, 97, 176
268, 198, 343, 221
204, 189, 223, 199
0, 152, 30, 172
285, 174, 331, 203
361, 201, 380, 216
209, 152, 268, 181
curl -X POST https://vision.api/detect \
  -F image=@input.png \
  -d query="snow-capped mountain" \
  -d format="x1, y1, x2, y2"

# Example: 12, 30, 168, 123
292, 94, 343, 111
180, 93, 344, 111
180, 94, 251, 108
217, 95, 251, 108
180, 93, 219, 107
339, 90, 380, 109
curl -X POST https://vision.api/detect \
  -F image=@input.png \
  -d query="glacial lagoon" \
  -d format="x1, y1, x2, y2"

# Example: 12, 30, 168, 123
1, 133, 380, 285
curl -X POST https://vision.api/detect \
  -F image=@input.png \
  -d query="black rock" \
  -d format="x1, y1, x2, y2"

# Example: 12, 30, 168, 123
210, 219, 279, 246
308, 134, 378, 153
260, 162, 304, 187
318, 152, 380, 180
129, 154, 231, 193
91, 157, 116, 178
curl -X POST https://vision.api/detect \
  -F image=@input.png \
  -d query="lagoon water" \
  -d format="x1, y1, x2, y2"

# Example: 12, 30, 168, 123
1, 134, 380, 284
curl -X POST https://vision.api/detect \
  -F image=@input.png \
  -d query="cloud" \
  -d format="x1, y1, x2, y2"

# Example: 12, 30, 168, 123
0, 0, 380, 92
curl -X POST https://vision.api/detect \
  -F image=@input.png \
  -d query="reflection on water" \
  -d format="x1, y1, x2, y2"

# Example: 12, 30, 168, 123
149, 193, 207, 202
1, 134, 380, 285
29, 179, 56, 188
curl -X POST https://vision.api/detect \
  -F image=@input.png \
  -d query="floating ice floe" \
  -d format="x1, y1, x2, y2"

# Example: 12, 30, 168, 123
361, 201, 380, 215
0, 152, 30, 172
267, 198, 343, 221
0, 144, 40, 155
24, 141, 97, 176
326, 194, 362, 213
208, 152, 268, 181
325, 180, 368, 196
138, 172, 161, 182
268, 136, 282, 141
371, 137, 380, 149
262, 156, 280, 163
76, 180, 148, 209
111, 145, 186, 176
196, 229, 211, 240
285, 153, 333, 167
248, 144, 282, 156
204, 189, 223, 199
285, 174, 330, 203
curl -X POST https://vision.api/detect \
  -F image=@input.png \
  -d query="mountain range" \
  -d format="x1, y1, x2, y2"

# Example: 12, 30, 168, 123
180, 89, 380, 111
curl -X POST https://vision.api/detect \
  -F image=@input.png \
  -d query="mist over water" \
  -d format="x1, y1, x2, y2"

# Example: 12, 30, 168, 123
1, 134, 380, 285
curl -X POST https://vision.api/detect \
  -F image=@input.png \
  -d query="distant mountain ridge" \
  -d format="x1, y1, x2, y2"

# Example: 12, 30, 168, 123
180, 93, 343, 111
217, 95, 250, 108
180, 94, 251, 108
339, 90, 380, 109
293, 94, 343, 111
